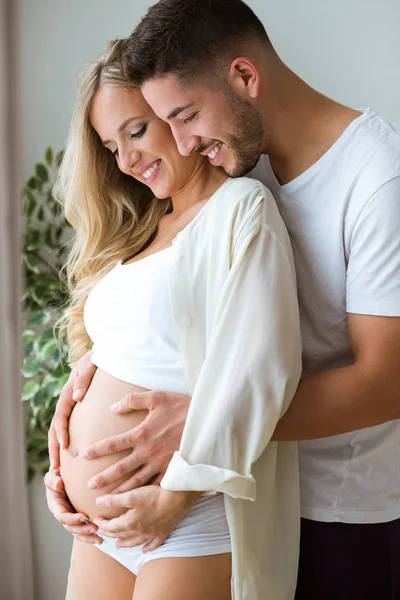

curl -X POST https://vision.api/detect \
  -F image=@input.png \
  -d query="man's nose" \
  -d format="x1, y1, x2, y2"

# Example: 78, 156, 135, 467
172, 127, 199, 157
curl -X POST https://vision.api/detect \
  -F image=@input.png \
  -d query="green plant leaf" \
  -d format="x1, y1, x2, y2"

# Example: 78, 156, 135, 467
22, 380, 40, 400
22, 329, 36, 344
35, 163, 49, 183
40, 339, 59, 361
22, 359, 42, 378
37, 206, 45, 221
24, 340, 34, 357
27, 437, 48, 451
27, 176, 38, 190
24, 189, 37, 217
24, 253, 40, 274
45, 147, 53, 166
38, 328, 55, 348
27, 310, 51, 326
27, 466, 36, 483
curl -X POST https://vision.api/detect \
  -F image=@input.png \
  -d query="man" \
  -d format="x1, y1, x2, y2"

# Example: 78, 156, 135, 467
46, 1, 400, 598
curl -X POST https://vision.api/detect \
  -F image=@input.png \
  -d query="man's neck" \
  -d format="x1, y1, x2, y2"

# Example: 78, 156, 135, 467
259, 65, 362, 185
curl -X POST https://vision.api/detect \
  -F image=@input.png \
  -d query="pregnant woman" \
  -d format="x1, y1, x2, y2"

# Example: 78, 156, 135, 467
55, 39, 302, 600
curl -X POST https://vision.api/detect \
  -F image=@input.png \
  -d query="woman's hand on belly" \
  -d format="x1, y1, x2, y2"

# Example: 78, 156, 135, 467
77, 389, 191, 495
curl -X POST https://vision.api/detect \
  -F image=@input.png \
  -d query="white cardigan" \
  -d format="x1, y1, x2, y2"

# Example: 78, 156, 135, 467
162, 177, 302, 600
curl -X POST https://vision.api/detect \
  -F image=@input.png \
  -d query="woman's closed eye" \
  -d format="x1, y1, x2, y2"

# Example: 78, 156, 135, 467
129, 123, 148, 139
111, 124, 148, 157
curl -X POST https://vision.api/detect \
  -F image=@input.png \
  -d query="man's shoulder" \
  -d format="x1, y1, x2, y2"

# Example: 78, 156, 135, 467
347, 111, 400, 179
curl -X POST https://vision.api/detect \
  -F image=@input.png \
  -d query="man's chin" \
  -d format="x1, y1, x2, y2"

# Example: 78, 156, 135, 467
224, 158, 260, 178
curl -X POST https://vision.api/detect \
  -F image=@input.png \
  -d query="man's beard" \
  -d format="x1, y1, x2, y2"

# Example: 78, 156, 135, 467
223, 89, 265, 178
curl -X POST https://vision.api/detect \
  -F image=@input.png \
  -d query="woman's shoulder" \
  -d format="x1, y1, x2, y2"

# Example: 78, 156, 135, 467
210, 176, 280, 228
216, 176, 274, 203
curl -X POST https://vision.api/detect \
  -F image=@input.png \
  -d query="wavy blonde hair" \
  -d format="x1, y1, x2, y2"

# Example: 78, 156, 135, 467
54, 39, 172, 365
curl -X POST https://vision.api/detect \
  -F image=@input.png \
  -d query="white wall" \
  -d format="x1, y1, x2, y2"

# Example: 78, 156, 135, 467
17, 1, 400, 599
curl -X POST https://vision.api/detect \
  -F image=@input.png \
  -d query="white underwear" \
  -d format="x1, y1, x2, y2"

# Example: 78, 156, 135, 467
95, 493, 231, 575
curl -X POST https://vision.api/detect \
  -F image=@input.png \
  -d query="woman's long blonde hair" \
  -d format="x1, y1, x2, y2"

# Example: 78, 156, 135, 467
54, 39, 171, 365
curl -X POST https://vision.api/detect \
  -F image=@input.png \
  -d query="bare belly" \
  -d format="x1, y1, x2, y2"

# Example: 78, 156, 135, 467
59, 369, 148, 522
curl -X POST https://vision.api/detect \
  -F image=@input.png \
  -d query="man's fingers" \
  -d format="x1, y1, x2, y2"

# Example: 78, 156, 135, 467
95, 489, 136, 510
142, 536, 167, 553
93, 508, 138, 535
86, 456, 144, 491
110, 466, 157, 494
110, 391, 152, 414
80, 431, 133, 460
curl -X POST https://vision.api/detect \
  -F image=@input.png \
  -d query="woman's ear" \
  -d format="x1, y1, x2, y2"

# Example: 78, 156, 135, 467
228, 57, 260, 99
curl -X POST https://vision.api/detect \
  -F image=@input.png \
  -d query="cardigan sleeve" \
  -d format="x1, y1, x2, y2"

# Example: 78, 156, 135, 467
161, 197, 302, 501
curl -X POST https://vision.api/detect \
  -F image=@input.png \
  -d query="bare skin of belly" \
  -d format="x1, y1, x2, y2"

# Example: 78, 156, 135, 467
59, 368, 148, 522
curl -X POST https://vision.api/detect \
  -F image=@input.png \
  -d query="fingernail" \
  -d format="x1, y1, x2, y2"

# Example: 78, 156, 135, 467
79, 450, 89, 459
96, 497, 106, 506
88, 480, 98, 490
73, 389, 85, 400
110, 402, 121, 412
80, 518, 89, 524
89, 529, 97, 535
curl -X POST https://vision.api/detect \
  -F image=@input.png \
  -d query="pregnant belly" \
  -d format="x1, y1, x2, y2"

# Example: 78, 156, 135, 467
59, 368, 148, 522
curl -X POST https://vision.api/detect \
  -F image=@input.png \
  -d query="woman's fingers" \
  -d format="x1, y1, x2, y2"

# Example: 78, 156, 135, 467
53, 378, 75, 450
73, 534, 103, 545
72, 350, 97, 400
47, 426, 61, 474
44, 470, 65, 494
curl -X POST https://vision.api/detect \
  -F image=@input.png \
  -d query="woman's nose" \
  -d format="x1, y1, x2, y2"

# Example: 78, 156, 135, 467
118, 147, 140, 173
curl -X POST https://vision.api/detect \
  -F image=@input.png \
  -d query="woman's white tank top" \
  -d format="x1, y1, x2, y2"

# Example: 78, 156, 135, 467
84, 247, 188, 394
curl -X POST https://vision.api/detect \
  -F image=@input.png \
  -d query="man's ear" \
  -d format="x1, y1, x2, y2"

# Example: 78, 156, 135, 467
228, 57, 260, 99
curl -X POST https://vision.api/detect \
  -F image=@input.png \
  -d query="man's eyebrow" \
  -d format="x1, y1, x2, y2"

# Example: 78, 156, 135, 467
102, 116, 145, 146
167, 103, 194, 120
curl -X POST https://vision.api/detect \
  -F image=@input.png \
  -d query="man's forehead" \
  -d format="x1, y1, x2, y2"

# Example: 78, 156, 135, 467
142, 75, 204, 115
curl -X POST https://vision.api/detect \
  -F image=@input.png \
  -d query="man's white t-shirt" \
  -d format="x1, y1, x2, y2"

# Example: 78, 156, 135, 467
250, 109, 400, 524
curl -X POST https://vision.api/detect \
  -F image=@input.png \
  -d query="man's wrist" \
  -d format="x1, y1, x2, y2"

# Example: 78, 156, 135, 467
162, 489, 203, 513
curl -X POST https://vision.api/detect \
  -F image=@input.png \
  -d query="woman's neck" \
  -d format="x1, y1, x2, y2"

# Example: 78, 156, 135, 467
170, 161, 228, 216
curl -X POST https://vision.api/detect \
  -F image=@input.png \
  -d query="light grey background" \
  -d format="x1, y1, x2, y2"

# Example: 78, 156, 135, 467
17, 1, 400, 598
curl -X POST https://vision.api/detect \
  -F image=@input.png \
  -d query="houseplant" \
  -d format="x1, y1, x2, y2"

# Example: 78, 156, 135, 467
21, 147, 72, 480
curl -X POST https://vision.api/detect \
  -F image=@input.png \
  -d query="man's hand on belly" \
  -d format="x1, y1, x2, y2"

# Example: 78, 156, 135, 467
79, 391, 191, 492
92, 486, 202, 551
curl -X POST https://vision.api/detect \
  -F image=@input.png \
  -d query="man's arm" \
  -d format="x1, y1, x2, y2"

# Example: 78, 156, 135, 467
273, 314, 400, 441
275, 176, 400, 441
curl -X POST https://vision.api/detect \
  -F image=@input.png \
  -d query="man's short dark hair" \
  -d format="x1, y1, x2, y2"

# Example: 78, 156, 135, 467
123, 0, 273, 86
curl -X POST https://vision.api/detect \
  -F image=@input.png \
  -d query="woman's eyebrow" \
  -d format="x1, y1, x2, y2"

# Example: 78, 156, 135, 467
102, 116, 145, 145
